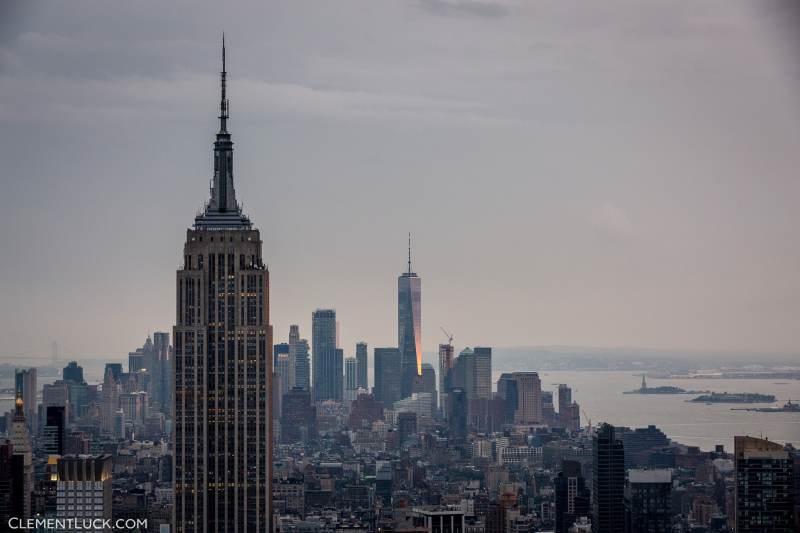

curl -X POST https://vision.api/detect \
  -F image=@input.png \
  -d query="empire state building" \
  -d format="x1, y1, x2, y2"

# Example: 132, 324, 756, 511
173, 40, 273, 533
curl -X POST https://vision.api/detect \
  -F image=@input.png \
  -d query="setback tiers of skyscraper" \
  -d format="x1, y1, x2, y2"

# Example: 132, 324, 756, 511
173, 39, 273, 533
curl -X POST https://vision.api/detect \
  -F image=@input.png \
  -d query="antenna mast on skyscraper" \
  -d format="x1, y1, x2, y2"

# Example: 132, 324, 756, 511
407, 232, 412, 274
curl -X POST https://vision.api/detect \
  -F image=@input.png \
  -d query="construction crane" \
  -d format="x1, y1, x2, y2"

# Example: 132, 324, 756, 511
581, 406, 592, 431
440, 327, 454, 346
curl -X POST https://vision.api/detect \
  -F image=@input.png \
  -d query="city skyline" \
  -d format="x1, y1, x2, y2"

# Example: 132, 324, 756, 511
2, 1, 800, 359
0, 4, 798, 532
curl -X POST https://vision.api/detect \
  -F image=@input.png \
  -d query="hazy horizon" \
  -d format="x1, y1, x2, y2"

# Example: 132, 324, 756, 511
2, 1, 799, 361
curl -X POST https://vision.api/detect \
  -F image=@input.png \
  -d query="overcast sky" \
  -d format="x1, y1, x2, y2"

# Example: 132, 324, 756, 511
1, 0, 799, 363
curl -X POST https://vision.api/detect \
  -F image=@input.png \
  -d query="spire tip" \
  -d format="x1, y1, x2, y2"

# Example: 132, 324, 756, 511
408, 232, 412, 274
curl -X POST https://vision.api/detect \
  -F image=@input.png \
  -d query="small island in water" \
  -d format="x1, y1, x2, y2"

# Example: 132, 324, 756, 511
623, 374, 706, 395
689, 392, 776, 404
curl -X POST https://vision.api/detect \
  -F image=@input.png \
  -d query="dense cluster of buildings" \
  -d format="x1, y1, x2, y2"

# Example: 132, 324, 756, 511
0, 44, 796, 533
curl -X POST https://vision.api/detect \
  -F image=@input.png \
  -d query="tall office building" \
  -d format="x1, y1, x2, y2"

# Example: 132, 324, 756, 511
345, 357, 358, 391
281, 388, 317, 444
274, 342, 291, 403
274, 338, 297, 391
63, 361, 84, 384
355, 342, 368, 390
43, 406, 66, 456
625, 469, 672, 533
564, 402, 581, 433
57, 455, 113, 531
288, 325, 310, 391
43, 380, 70, 426
558, 384, 572, 426
449, 347, 492, 403
0, 441, 26, 525
153, 331, 172, 411
312, 309, 340, 402
173, 40, 273, 533
555, 460, 590, 533
128, 336, 154, 376
622, 425, 669, 470
448, 388, 467, 440
592, 423, 626, 533
398, 236, 421, 398
438, 343, 454, 417
512, 372, 542, 424
101, 366, 119, 434
542, 390, 556, 423
496, 373, 519, 424
414, 363, 437, 412
294, 337, 310, 392
15, 369, 36, 433
288, 325, 300, 389
397, 411, 418, 447
272, 342, 293, 414
734, 436, 795, 532
472, 347, 492, 400
9, 390, 32, 518
374, 348, 402, 406
497, 372, 543, 424
105, 363, 123, 383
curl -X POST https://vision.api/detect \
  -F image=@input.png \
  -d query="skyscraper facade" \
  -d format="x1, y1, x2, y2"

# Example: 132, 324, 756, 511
9, 390, 32, 518
0, 441, 26, 525
472, 347, 492, 400
558, 384, 572, 426
513, 372, 542, 424
414, 363, 438, 412
43, 405, 66, 456
173, 41, 273, 533
281, 388, 317, 444
398, 237, 421, 398
625, 469, 672, 533
56, 455, 113, 528
345, 357, 358, 391
592, 423, 626, 533
272, 342, 291, 420
448, 388, 468, 440
374, 347, 402, 406
734, 435, 795, 532
153, 331, 172, 411
438, 343, 454, 417
448, 348, 492, 404
63, 361, 84, 384
312, 309, 340, 402
555, 460, 590, 533
101, 366, 120, 434
285, 326, 299, 391
274, 342, 291, 402
496, 373, 519, 424
289, 325, 310, 391
355, 341, 368, 390
15, 369, 36, 433
294, 338, 310, 392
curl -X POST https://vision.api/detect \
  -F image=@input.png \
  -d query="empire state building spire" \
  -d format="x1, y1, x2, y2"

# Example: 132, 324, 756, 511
194, 36, 251, 229
219, 33, 229, 134
175, 39, 273, 533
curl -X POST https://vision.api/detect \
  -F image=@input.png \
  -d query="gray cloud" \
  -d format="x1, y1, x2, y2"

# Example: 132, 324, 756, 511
417, 0, 509, 18
0, 0, 798, 361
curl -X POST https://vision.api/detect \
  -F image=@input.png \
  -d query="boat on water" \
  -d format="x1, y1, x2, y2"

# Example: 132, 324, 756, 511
732, 400, 800, 412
